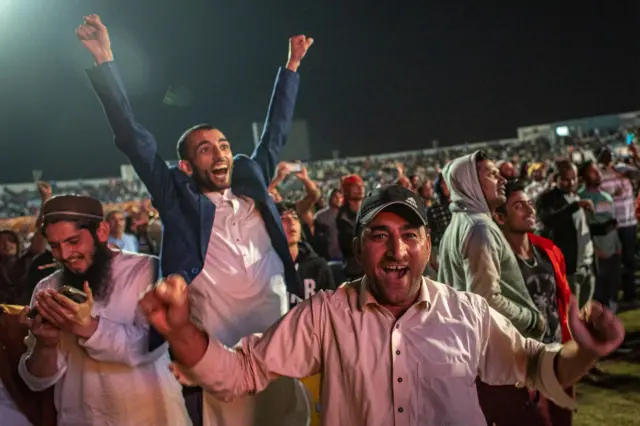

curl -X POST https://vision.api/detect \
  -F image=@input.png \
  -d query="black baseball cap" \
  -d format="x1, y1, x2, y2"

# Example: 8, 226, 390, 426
355, 185, 428, 234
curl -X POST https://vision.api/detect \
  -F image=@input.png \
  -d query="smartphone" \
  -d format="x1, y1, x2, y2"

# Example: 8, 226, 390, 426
59, 286, 89, 304
288, 162, 303, 173
27, 286, 89, 319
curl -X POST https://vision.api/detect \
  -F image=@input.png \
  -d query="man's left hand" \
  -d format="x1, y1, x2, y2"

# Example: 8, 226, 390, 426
286, 35, 314, 72
568, 296, 625, 357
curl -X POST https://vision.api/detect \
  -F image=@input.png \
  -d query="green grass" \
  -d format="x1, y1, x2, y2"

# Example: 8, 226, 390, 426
574, 309, 640, 426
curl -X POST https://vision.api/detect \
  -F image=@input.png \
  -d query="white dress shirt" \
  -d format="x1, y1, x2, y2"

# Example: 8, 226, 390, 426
18, 253, 190, 426
189, 190, 305, 426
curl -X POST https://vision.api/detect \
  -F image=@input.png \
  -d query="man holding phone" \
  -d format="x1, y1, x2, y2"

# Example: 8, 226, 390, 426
18, 195, 190, 426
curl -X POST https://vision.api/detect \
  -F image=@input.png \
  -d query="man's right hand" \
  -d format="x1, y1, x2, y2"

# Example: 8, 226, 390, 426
139, 275, 192, 340
19, 307, 61, 348
577, 199, 594, 213
76, 14, 114, 64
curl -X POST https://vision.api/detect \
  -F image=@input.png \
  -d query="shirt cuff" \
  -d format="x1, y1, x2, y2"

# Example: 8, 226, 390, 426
18, 351, 66, 392
535, 344, 577, 410
187, 337, 218, 382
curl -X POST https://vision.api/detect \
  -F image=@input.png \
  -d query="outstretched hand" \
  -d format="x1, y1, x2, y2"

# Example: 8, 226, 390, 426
568, 296, 625, 357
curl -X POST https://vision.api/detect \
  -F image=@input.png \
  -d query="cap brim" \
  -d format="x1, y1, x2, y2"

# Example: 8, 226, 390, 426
359, 201, 427, 228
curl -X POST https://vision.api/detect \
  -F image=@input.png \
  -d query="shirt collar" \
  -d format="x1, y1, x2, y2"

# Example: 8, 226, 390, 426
358, 275, 431, 311
205, 189, 240, 212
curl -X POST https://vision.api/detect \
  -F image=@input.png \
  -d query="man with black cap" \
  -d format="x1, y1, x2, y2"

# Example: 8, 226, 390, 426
17, 195, 190, 426
140, 184, 625, 426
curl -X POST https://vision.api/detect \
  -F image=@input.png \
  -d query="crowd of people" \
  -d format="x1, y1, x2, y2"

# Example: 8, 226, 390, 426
0, 13, 635, 426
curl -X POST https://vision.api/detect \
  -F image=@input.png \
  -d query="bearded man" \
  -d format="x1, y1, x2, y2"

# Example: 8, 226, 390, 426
18, 195, 190, 426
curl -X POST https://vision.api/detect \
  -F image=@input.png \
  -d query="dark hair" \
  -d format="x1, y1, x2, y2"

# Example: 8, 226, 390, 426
275, 202, 298, 216
577, 160, 595, 180
474, 150, 489, 163
328, 188, 342, 198
176, 123, 215, 161
0, 229, 21, 254
554, 159, 575, 180
495, 179, 526, 215
104, 209, 124, 222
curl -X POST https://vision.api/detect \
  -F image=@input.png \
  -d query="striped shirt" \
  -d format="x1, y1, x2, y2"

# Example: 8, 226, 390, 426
600, 167, 637, 228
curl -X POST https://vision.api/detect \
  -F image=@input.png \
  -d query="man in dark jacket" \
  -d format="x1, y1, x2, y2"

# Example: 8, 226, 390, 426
336, 174, 365, 280
536, 159, 595, 308
278, 203, 336, 296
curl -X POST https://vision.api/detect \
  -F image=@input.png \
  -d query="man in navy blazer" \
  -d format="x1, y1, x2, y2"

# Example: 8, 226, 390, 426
78, 14, 313, 426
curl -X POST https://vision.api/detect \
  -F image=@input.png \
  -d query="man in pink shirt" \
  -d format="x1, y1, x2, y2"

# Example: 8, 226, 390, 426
140, 185, 625, 426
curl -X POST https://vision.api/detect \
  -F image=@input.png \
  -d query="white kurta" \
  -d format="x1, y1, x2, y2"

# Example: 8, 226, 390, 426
189, 190, 308, 426
18, 252, 191, 426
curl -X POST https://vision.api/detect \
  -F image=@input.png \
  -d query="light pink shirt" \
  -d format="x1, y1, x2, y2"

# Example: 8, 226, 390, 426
189, 277, 576, 426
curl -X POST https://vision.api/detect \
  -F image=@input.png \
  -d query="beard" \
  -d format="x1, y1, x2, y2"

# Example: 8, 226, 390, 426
61, 242, 113, 303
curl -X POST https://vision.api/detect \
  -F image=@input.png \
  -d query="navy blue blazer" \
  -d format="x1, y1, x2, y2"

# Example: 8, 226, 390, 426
87, 63, 306, 347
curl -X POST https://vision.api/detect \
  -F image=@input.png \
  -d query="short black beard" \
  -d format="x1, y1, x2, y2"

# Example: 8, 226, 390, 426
60, 242, 113, 303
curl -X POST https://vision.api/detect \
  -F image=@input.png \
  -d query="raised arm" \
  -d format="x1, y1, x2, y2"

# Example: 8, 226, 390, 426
77, 14, 177, 211
251, 35, 313, 184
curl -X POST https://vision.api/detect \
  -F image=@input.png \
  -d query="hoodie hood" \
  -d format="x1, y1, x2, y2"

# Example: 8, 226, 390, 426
442, 151, 490, 214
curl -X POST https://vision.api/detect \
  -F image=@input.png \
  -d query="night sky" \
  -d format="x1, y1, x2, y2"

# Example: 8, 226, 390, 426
0, 0, 638, 183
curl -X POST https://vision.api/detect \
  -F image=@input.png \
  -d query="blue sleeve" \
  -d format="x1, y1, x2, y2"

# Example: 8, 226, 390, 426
250, 68, 300, 185
86, 62, 178, 212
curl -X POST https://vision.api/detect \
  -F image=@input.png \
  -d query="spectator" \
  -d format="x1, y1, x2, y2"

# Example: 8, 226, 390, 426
578, 161, 621, 311
537, 160, 595, 308
80, 14, 313, 425
598, 147, 638, 306
438, 151, 545, 338
141, 185, 625, 426
490, 178, 574, 425
18, 195, 190, 425
278, 203, 336, 298
314, 188, 343, 261
337, 174, 365, 280
105, 210, 139, 253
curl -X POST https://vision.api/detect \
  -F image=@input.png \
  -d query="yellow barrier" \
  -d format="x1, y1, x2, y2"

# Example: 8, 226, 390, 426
300, 374, 321, 426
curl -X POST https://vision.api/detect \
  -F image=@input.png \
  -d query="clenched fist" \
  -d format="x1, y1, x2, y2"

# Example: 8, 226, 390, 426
76, 14, 113, 64
286, 35, 314, 72
139, 275, 192, 339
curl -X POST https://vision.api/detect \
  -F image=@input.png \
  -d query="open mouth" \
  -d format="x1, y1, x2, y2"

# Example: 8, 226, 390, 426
211, 164, 228, 178
383, 264, 409, 279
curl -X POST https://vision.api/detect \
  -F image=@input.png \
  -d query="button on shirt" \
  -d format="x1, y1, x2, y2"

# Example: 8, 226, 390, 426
188, 277, 575, 426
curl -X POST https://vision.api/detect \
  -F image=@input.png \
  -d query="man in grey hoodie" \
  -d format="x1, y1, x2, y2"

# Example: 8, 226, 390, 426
438, 151, 546, 339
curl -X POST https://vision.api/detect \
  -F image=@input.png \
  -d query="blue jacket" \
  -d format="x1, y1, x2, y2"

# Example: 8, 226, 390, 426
87, 62, 306, 307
